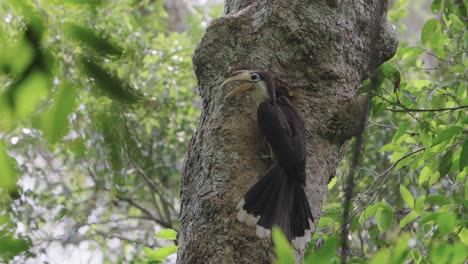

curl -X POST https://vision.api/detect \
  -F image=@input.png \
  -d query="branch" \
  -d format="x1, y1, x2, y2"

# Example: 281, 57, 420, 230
92, 229, 155, 247
88, 215, 156, 225
117, 196, 172, 228
385, 105, 468, 112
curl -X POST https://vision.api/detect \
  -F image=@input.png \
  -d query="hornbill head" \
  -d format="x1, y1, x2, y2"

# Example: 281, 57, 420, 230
222, 70, 276, 106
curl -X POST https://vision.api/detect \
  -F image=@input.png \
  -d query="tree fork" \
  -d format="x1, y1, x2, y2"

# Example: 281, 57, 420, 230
178, 1, 398, 263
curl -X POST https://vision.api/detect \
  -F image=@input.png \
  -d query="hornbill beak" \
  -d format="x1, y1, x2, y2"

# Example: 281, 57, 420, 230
222, 70, 255, 99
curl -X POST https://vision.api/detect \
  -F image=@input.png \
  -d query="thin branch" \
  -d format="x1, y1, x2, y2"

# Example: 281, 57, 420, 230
385, 105, 468, 112
92, 229, 154, 247
117, 196, 172, 228
88, 215, 156, 225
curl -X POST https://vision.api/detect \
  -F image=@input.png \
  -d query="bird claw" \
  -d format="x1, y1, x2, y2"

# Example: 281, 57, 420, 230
257, 151, 272, 163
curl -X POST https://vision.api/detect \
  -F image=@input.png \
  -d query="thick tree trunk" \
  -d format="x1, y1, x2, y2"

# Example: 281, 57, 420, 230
178, 1, 397, 263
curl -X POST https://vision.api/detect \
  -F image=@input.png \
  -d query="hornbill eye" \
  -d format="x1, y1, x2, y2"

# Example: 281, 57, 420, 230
250, 73, 260, 82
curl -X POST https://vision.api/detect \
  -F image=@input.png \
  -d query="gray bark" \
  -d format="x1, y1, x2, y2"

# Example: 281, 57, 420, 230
163, 0, 189, 32
178, 0, 398, 263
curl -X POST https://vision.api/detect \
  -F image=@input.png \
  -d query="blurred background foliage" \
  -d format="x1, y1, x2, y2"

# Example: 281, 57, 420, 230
305, 0, 467, 263
0, 0, 466, 263
0, 0, 222, 262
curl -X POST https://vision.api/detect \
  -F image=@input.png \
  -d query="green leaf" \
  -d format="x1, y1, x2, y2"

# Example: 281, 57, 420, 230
156, 229, 177, 240
328, 177, 337, 190
0, 234, 30, 262
63, 22, 123, 57
272, 227, 295, 264
400, 185, 414, 209
390, 148, 408, 163
452, 65, 465, 74
436, 212, 456, 234
459, 140, 468, 172
414, 195, 425, 212
54, 207, 68, 221
428, 29, 450, 58
378, 62, 395, 78
421, 18, 440, 44
411, 250, 422, 264
399, 211, 420, 228
426, 194, 450, 205
419, 128, 432, 148
37, 84, 77, 144
431, 243, 451, 263
63, 0, 103, 7
370, 248, 390, 264
379, 143, 401, 152
428, 171, 440, 185
420, 212, 439, 225
0, 141, 19, 196
465, 178, 468, 204
439, 150, 453, 177
391, 235, 411, 263
68, 138, 87, 158
1, 38, 35, 75
452, 243, 468, 264
361, 204, 379, 223
392, 122, 411, 143
400, 47, 424, 61
458, 228, 468, 246
376, 207, 393, 232
11, 71, 50, 119
143, 245, 178, 261
304, 236, 339, 264
433, 126, 463, 145
449, 14, 464, 31
419, 166, 432, 187
394, 152, 416, 170
430, 0, 442, 14
0, 97, 14, 131
80, 58, 143, 104
412, 79, 431, 89
318, 216, 333, 228
402, 90, 417, 105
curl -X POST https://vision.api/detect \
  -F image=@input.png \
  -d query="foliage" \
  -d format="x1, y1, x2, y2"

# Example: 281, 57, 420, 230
0, 0, 214, 262
273, 0, 467, 263
272, 227, 295, 264
140, 229, 178, 264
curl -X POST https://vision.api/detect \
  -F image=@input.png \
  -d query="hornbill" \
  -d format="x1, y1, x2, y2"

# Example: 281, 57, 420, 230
223, 70, 314, 249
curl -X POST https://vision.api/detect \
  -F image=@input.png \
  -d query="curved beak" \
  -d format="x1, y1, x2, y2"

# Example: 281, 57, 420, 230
222, 70, 255, 99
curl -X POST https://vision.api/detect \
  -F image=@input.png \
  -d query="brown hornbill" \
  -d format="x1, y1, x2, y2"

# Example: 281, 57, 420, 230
223, 70, 313, 249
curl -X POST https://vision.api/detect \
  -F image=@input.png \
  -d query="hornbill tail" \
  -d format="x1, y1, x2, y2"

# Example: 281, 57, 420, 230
237, 162, 314, 250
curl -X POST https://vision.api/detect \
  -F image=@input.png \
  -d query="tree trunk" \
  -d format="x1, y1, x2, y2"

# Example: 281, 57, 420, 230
178, 1, 398, 263
163, 0, 189, 32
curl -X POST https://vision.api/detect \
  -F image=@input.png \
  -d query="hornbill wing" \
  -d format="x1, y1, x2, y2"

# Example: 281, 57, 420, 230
242, 94, 312, 247
257, 95, 307, 184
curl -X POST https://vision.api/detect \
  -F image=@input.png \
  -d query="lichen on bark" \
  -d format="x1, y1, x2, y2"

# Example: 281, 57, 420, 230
178, 1, 398, 263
